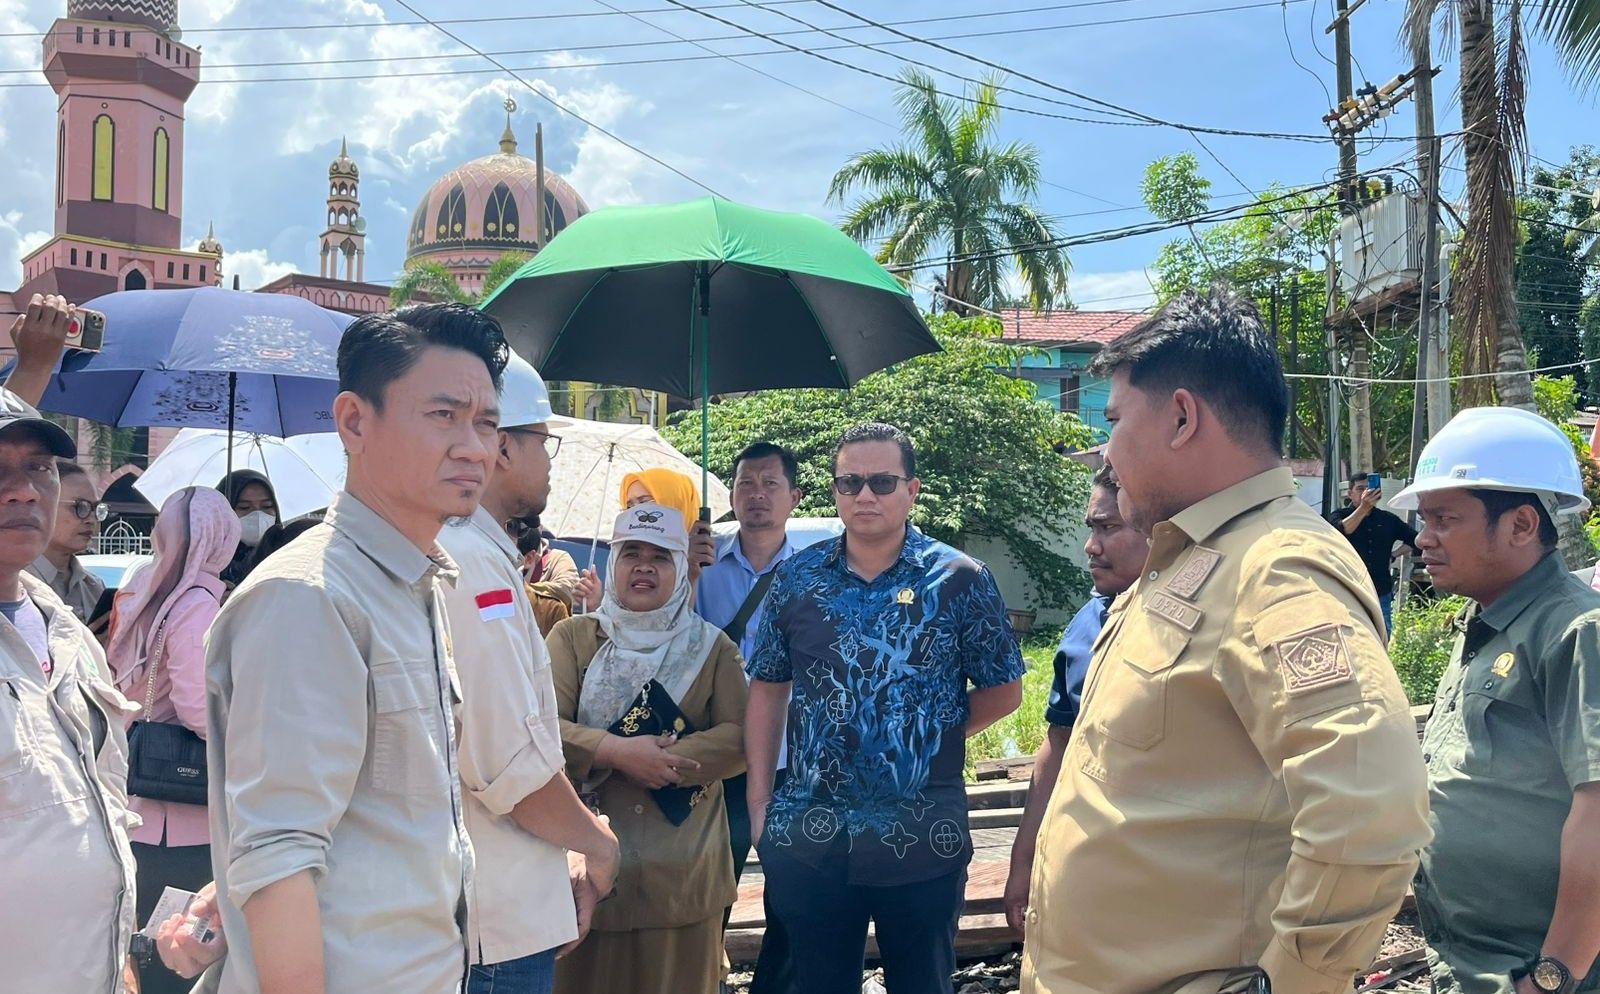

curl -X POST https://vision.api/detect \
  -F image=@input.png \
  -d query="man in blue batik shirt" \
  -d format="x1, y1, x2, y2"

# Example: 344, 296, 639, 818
745, 422, 1024, 994
1003, 463, 1149, 936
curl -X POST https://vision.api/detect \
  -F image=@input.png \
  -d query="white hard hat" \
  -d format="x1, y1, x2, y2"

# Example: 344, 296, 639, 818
500, 352, 566, 430
1389, 406, 1589, 516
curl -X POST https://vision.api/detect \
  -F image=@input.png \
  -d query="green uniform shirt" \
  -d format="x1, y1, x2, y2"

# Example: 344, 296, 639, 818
1416, 552, 1600, 994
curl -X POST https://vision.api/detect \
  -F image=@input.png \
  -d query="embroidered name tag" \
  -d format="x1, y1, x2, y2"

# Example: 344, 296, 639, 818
1145, 590, 1202, 632
475, 588, 516, 621
1165, 546, 1222, 601
1273, 624, 1354, 695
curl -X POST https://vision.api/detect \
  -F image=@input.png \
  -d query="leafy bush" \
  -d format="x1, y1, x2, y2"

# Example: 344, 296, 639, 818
966, 626, 1062, 779
1387, 594, 1467, 705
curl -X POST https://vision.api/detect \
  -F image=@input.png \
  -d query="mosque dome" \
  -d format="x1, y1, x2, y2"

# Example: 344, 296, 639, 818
329, 136, 358, 179
404, 117, 589, 274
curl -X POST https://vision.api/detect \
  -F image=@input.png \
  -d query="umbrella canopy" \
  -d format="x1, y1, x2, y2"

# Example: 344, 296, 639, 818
480, 196, 940, 398
543, 416, 730, 540
32, 286, 352, 436
135, 429, 346, 522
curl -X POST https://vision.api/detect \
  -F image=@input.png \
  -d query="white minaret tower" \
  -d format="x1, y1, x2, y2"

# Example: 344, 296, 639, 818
320, 137, 365, 281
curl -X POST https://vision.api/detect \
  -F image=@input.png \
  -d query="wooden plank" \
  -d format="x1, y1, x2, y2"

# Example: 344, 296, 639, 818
727, 912, 1019, 966
970, 807, 1024, 831
967, 780, 1030, 810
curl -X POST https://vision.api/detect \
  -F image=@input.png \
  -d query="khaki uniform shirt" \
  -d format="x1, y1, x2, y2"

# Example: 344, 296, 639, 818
28, 553, 106, 622
1022, 468, 1431, 994
549, 616, 748, 932
1416, 553, 1600, 994
439, 508, 577, 965
205, 493, 474, 994
0, 574, 139, 993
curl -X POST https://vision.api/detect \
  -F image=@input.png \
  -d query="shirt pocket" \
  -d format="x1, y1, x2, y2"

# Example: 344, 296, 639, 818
0, 679, 36, 781
369, 657, 451, 797
1463, 678, 1555, 787
1094, 620, 1190, 751
0, 678, 73, 821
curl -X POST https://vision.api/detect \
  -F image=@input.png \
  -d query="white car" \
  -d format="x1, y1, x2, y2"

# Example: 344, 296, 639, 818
79, 553, 153, 592
711, 516, 844, 549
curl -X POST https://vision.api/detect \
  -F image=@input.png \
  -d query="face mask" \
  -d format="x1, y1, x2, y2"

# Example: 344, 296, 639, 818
238, 510, 274, 547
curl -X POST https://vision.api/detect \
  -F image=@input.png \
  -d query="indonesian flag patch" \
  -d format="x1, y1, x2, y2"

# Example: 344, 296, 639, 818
475, 588, 516, 622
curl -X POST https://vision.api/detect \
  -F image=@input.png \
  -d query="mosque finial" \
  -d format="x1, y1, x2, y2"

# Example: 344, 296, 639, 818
500, 97, 518, 154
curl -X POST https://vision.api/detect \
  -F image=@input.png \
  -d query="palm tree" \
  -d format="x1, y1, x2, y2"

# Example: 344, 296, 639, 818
1403, 0, 1600, 409
388, 252, 531, 307
829, 68, 1070, 315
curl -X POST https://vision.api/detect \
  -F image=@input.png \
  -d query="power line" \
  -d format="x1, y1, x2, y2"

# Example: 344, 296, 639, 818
384, 0, 723, 196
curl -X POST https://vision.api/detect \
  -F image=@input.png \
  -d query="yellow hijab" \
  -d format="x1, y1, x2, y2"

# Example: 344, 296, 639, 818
620, 468, 701, 524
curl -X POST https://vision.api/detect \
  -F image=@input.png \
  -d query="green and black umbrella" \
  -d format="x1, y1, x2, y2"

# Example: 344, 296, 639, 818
481, 195, 940, 516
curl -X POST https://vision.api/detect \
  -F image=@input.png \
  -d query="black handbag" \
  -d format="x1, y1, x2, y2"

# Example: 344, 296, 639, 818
126, 615, 208, 806
606, 679, 706, 826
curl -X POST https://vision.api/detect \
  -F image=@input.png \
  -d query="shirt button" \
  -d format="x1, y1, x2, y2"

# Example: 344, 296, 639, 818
1466, 651, 1476, 659
1148, 571, 1159, 581
1483, 681, 1494, 690
633, 804, 644, 815
1423, 753, 1432, 763
1026, 909, 1038, 925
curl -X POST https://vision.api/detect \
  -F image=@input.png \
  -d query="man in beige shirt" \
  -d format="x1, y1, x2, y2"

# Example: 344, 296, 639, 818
1021, 286, 1431, 994
0, 389, 140, 994
440, 354, 620, 993
27, 459, 107, 624
205, 303, 509, 994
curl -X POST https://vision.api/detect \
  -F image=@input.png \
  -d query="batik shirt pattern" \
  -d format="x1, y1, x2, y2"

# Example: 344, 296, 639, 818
748, 526, 1023, 885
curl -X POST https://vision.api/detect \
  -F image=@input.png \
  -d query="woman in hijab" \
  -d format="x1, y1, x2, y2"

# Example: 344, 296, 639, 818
549, 503, 747, 994
106, 486, 240, 994
216, 469, 279, 586
574, 468, 717, 611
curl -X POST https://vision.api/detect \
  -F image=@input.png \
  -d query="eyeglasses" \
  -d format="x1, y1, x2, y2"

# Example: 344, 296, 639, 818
61, 499, 109, 522
506, 428, 561, 459
832, 473, 909, 497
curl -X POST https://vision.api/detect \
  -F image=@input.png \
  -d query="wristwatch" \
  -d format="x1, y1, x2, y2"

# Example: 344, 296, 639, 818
1525, 956, 1576, 994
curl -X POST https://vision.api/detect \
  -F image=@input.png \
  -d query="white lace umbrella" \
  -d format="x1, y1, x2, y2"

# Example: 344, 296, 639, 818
135, 428, 345, 521
544, 417, 730, 540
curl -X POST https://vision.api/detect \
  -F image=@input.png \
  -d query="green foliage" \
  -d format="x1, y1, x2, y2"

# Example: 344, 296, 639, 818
1519, 148, 1600, 402
389, 260, 470, 306
830, 68, 1070, 313
481, 252, 531, 300
1534, 375, 1600, 515
661, 313, 1094, 607
966, 625, 1061, 778
1141, 153, 1212, 225
1388, 594, 1469, 705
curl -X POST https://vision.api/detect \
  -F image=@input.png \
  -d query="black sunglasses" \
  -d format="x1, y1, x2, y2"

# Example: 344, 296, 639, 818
832, 473, 909, 496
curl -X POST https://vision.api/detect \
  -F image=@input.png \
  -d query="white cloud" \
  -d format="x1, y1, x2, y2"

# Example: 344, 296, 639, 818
1069, 269, 1158, 310
0, 210, 50, 288
210, 247, 297, 290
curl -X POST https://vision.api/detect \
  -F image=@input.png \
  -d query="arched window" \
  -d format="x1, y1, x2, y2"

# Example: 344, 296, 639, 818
152, 127, 169, 212
124, 269, 147, 291
483, 182, 519, 240
543, 189, 569, 241
408, 199, 429, 249
92, 114, 114, 201
435, 183, 466, 241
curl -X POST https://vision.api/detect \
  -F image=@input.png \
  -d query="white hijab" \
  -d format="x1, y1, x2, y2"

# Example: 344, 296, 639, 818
576, 504, 719, 732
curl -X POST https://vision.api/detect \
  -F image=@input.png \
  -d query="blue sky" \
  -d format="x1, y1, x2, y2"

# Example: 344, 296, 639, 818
1, 0, 1596, 310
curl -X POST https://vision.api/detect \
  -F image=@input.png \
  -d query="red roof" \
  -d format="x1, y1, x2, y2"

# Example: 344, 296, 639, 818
994, 307, 1148, 347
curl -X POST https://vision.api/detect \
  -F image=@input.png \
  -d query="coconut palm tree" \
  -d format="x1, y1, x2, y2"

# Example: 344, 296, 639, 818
829, 68, 1070, 315
389, 252, 531, 307
1403, 0, 1600, 409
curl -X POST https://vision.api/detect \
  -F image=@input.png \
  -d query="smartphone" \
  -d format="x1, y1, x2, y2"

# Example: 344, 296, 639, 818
66, 308, 106, 352
1367, 472, 1382, 492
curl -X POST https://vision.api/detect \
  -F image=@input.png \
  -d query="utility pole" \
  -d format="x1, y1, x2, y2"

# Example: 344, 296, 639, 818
1329, 0, 1375, 481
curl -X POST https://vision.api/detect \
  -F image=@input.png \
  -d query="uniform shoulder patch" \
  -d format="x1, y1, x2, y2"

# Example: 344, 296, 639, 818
1272, 624, 1354, 695
1165, 546, 1223, 601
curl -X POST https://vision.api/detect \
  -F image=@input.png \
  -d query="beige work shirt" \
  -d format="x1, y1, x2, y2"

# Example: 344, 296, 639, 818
28, 553, 106, 622
549, 616, 748, 932
0, 574, 139, 993
205, 492, 474, 994
439, 507, 577, 965
1022, 468, 1431, 994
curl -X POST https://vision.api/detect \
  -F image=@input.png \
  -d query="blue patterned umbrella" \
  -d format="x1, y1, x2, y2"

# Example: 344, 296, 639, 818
28, 286, 352, 437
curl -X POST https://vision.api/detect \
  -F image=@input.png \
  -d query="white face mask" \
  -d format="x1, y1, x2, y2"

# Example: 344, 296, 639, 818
238, 510, 274, 547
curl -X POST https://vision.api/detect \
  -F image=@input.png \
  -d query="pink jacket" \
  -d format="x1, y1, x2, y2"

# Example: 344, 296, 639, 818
125, 579, 223, 847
